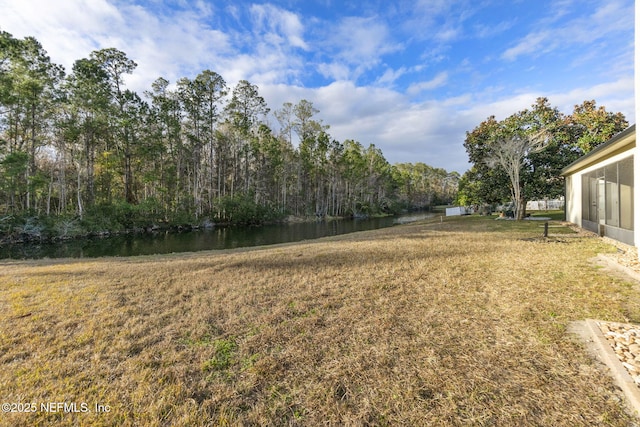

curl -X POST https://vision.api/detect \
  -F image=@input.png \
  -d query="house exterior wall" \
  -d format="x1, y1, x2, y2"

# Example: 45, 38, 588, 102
565, 172, 581, 226
564, 148, 635, 245
635, 0, 640, 255
635, 142, 640, 251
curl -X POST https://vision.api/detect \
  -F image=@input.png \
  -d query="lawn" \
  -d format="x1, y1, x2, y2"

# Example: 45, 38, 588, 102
1, 215, 639, 426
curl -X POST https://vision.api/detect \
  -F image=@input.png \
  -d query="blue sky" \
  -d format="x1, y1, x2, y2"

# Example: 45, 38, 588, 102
1, 0, 635, 173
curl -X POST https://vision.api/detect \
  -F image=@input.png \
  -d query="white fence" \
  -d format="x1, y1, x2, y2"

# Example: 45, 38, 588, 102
445, 206, 470, 216
525, 199, 564, 211
446, 200, 563, 217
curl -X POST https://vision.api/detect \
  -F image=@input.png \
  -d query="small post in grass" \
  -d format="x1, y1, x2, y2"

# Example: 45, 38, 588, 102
543, 221, 548, 238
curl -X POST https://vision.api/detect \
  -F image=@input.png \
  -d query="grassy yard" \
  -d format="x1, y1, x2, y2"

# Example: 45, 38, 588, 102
1, 214, 640, 426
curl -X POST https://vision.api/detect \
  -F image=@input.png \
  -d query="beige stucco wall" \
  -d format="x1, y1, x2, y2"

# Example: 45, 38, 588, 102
564, 172, 580, 226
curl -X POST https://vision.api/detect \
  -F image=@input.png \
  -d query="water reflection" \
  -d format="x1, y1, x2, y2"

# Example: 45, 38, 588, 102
0, 212, 435, 259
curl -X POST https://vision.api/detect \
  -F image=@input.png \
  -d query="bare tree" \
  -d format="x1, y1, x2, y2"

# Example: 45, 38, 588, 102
486, 129, 548, 220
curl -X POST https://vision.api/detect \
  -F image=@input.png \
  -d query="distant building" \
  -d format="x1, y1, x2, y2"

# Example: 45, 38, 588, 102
561, 125, 636, 246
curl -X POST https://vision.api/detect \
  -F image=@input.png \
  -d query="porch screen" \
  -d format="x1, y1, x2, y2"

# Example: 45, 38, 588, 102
619, 156, 633, 230
580, 155, 633, 231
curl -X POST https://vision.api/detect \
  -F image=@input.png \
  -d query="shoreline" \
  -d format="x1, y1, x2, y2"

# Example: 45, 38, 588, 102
0, 212, 404, 247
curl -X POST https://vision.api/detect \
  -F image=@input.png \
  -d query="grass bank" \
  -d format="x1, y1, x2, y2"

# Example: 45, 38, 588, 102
1, 215, 639, 426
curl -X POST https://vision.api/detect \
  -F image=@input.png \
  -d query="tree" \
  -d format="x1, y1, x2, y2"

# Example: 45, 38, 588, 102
196, 70, 227, 213
293, 99, 327, 142
521, 98, 579, 203
340, 139, 366, 215
0, 151, 28, 212
273, 102, 297, 211
274, 102, 294, 145
392, 163, 459, 209
461, 115, 511, 207
224, 80, 269, 195
288, 99, 329, 215
462, 97, 627, 218
117, 89, 149, 204
65, 57, 111, 209
90, 48, 138, 203
90, 48, 136, 103
0, 31, 22, 108
362, 144, 392, 212
569, 100, 628, 153
0, 32, 463, 234
0, 33, 64, 211
177, 71, 227, 217
485, 128, 549, 220
145, 77, 182, 216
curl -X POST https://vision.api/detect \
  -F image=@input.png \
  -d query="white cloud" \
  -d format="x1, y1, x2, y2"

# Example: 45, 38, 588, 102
260, 79, 473, 171
501, 0, 633, 62
0, 0, 234, 90
550, 77, 635, 121
473, 19, 515, 39
407, 72, 449, 95
403, 0, 477, 43
249, 4, 308, 50
0, 0, 122, 71
317, 62, 352, 81
262, 71, 635, 174
314, 81, 404, 123
501, 31, 550, 62
328, 16, 401, 65
376, 67, 408, 86
433, 24, 462, 43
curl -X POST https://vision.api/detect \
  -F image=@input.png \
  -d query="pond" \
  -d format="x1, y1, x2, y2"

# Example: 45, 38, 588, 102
0, 212, 437, 260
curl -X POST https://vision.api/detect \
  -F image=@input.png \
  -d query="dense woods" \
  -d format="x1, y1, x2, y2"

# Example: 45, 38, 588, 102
0, 32, 458, 241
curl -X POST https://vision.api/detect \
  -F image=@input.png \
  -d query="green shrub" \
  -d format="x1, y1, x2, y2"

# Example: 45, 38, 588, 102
217, 193, 284, 225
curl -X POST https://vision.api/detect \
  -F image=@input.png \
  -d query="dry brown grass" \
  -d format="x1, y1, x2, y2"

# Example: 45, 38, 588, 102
1, 215, 640, 426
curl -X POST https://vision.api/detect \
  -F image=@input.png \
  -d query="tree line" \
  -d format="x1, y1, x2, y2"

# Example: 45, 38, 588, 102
458, 97, 628, 219
0, 32, 458, 241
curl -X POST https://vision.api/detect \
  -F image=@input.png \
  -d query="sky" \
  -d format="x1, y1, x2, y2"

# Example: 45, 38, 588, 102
0, 0, 635, 173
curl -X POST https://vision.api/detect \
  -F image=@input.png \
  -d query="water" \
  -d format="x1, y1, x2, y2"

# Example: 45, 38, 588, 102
0, 212, 436, 260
